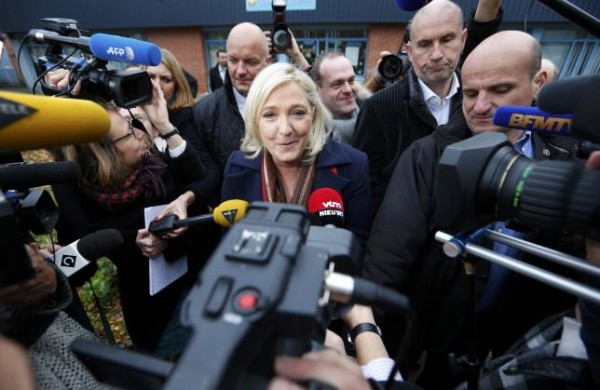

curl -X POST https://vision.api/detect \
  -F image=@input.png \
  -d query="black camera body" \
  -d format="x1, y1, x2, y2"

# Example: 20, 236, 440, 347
436, 132, 600, 239
272, 0, 291, 51
22, 18, 152, 108
378, 51, 411, 82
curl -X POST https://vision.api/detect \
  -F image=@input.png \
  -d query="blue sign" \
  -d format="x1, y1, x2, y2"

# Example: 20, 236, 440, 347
246, 0, 316, 12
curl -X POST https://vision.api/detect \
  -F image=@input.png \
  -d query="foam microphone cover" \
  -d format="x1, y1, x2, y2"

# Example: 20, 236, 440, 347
89, 33, 162, 66
538, 74, 600, 114
213, 199, 249, 227
308, 187, 345, 228
76, 229, 124, 260
395, 0, 427, 11
0, 161, 81, 189
0, 91, 110, 151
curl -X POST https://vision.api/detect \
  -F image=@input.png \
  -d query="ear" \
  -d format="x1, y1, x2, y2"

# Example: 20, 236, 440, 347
266, 55, 273, 64
533, 69, 548, 98
406, 41, 413, 62
460, 27, 468, 51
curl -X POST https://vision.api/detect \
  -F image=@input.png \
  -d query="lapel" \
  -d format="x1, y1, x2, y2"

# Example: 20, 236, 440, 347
313, 141, 353, 193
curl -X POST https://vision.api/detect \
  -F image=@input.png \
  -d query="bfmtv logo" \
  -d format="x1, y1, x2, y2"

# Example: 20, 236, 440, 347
106, 46, 135, 61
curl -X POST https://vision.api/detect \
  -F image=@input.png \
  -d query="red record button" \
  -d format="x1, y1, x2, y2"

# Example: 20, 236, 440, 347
238, 291, 258, 311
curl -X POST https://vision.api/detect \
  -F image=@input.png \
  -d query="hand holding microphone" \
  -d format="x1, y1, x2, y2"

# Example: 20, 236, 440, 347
148, 199, 250, 236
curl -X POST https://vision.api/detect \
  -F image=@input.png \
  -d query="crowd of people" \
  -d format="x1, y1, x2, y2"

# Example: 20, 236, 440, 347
1, 0, 599, 389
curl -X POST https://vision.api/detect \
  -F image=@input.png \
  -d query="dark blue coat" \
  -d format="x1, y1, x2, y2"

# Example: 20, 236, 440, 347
221, 140, 373, 246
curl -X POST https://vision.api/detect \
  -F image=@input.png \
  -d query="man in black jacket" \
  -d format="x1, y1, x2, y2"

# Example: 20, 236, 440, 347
192, 22, 309, 205
208, 48, 227, 92
363, 30, 578, 389
352, 0, 502, 214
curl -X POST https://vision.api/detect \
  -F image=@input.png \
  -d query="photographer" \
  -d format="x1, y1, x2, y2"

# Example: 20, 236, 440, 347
0, 243, 111, 389
51, 73, 210, 353
363, 31, 580, 389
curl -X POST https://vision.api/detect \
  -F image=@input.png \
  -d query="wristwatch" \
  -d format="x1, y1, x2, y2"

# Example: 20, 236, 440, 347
348, 322, 382, 345
160, 127, 179, 139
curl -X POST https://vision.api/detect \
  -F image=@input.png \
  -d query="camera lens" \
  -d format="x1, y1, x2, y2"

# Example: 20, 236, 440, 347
273, 28, 290, 50
378, 53, 410, 81
438, 132, 600, 238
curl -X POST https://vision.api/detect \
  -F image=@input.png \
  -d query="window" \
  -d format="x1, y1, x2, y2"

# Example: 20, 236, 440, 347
533, 28, 600, 77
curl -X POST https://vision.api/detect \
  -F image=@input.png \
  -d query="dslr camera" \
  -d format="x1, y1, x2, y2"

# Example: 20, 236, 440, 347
378, 50, 410, 82
20, 18, 152, 108
272, 0, 291, 51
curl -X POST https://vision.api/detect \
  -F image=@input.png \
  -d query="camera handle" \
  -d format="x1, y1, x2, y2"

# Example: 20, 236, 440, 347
441, 228, 488, 390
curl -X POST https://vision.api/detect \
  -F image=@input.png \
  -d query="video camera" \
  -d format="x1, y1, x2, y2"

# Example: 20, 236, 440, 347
436, 131, 600, 239
71, 202, 409, 389
272, 0, 291, 51
19, 18, 155, 108
0, 187, 58, 288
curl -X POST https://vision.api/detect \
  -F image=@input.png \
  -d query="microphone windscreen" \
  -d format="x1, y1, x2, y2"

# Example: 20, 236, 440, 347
308, 187, 345, 228
213, 199, 249, 227
493, 106, 572, 136
76, 229, 124, 260
0, 91, 110, 151
89, 33, 162, 66
395, 0, 426, 11
0, 161, 81, 189
538, 74, 600, 114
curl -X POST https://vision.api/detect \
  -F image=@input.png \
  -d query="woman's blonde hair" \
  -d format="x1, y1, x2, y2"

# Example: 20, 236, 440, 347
241, 62, 332, 164
159, 48, 195, 110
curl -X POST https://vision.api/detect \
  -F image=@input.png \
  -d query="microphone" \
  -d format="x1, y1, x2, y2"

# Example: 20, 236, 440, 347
307, 187, 345, 228
493, 106, 572, 137
28, 29, 90, 49
49, 229, 123, 278
538, 74, 600, 114
89, 33, 162, 66
148, 199, 249, 236
0, 91, 110, 151
538, 74, 600, 144
325, 271, 411, 313
395, 0, 427, 11
0, 161, 80, 189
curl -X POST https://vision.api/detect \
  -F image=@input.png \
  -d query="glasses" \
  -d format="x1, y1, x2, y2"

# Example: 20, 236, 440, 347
111, 110, 148, 144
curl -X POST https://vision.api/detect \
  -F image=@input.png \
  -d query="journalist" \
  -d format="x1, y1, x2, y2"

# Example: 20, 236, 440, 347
52, 77, 208, 352
363, 31, 580, 389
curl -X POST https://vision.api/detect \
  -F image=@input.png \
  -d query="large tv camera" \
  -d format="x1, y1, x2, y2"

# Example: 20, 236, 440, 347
18, 18, 158, 108
436, 131, 600, 240
71, 201, 410, 390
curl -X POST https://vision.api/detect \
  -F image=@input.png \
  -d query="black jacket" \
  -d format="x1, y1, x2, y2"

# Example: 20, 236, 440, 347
363, 117, 581, 386
352, 9, 503, 215
192, 79, 245, 205
52, 144, 207, 351
209, 65, 224, 92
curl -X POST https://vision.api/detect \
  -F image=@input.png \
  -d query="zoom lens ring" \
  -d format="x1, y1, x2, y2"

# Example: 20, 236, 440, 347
512, 161, 579, 229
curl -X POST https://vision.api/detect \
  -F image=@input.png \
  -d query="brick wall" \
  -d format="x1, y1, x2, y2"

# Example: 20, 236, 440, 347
146, 27, 208, 96
365, 24, 406, 80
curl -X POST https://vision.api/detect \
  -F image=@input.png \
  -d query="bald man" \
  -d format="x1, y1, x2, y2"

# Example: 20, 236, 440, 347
191, 23, 272, 205
541, 57, 560, 83
363, 31, 578, 388
352, 0, 503, 215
